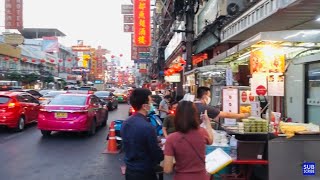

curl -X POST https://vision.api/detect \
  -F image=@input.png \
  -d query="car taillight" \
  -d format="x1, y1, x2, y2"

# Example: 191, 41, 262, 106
130, 108, 135, 113
170, 110, 175, 114
8, 102, 16, 108
38, 97, 46, 100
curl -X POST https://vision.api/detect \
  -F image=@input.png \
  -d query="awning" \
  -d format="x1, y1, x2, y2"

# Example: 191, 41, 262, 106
210, 30, 320, 64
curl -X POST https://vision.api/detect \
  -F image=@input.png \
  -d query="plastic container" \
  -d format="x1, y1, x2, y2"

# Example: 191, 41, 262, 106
229, 135, 238, 160
206, 145, 231, 180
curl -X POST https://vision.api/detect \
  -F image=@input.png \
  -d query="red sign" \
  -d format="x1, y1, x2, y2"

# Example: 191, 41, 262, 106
256, 85, 267, 96
192, 53, 208, 65
241, 91, 247, 103
5, 0, 23, 29
131, 34, 150, 60
134, 0, 151, 47
249, 92, 255, 102
139, 69, 147, 73
124, 24, 134, 32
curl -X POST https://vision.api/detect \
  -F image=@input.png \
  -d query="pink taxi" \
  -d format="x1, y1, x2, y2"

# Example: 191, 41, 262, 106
38, 92, 108, 136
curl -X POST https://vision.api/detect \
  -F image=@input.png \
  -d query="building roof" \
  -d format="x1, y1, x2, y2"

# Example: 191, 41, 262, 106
19, 28, 66, 39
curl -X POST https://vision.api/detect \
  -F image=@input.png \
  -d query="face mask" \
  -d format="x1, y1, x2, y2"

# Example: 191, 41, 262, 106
205, 96, 211, 105
148, 103, 155, 114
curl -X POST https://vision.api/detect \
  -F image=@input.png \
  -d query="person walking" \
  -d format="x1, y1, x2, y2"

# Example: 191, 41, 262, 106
121, 88, 164, 180
163, 101, 214, 180
195, 86, 249, 121
159, 95, 171, 122
162, 101, 178, 138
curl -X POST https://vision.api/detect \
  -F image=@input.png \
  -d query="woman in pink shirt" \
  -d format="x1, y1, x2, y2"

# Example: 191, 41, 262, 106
163, 101, 214, 180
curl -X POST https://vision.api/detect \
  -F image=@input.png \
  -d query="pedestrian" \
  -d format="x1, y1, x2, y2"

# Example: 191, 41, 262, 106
163, 101, 213, 180
121, 88, 164, 180
159, 95, 171, 122
194, 86, 249, 121
162, 101, 178, 138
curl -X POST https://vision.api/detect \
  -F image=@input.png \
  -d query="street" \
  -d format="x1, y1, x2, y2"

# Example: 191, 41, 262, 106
0, 104, 129, 180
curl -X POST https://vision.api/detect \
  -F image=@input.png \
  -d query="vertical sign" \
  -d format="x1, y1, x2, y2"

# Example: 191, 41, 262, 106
5, 0, 23, 29
134, 0, 151, 47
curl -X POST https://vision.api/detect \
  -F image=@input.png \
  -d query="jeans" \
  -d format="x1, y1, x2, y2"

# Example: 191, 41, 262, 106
125, 168, 158, 180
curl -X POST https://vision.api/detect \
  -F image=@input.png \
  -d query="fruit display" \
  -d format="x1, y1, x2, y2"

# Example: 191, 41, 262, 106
279, 122, 319, 138
242, 117, 268, 133
240, 106, 251, 113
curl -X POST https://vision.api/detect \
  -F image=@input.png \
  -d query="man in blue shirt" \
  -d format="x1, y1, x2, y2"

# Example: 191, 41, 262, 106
121, 88, 164, 180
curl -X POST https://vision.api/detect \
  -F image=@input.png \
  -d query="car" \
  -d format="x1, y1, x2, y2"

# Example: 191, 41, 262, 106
94, 91, 118, 110
38, 93, 108, 136
39, 91, 67, 105
10, 89, 43, 99
39, 89, 53, 96
114, 89, 128, 103
79, 86, 97, 91
0, 91, 40, 131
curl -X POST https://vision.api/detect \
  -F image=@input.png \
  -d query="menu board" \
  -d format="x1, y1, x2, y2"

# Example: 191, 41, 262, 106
250, 48, 285, 74
268, 73, 284, 96
223, 88, 238, 125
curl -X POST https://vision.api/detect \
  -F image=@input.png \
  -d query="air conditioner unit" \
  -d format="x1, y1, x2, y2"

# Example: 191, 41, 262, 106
226, 0, 247, 16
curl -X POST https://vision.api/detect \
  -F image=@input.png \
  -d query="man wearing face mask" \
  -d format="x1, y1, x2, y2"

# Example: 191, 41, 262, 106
194, 86, 249, 122
159, 95, 172, 122
121, 88, 164, 180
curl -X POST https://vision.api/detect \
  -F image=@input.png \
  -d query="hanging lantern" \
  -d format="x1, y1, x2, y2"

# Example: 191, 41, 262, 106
111, 55, 115, 59
67, 58, 72, 62
58, 59, 63, 63
40, 59, 46, 63
22, 57, 28, 62
32, 59, 36, 63
76, 57, 80, 61
120, 54, 123, 57
4, 56, 9, 61
50, 59, 55, 63
13, 57, 19, 62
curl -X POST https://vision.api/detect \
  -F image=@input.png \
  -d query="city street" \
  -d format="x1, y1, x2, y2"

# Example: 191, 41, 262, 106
0, 104, 129, 180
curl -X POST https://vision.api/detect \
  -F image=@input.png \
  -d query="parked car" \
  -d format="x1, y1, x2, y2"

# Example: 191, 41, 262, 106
94, 91, 118, 110
39, 89, 53, 96
114, 89, 128, 103
39, 91, 67, 105
79, 86, 97, 91
38, 93, 108, 136
10, 89, 43, 99
0, 91, 40, 131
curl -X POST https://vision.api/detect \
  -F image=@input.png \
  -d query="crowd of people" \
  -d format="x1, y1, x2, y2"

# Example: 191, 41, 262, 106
121, 87, 250, 180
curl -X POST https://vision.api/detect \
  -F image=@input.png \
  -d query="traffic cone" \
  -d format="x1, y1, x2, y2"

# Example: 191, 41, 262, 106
103, 121, 120, 154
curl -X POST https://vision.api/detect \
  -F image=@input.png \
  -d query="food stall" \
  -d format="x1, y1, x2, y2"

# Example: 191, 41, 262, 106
204, 30, 320, 179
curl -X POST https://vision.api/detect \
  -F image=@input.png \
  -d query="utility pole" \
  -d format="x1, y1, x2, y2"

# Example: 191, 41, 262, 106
176, 0, 195, 100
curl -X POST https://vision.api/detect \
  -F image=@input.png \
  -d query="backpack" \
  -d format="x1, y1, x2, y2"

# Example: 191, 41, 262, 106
148, 113, 163, 136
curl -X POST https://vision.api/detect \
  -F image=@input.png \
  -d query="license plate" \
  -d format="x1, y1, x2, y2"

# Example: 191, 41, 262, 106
55, 112, 67, 118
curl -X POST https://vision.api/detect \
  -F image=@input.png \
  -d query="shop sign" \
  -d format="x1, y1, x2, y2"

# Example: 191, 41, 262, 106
256, 85, 267, 96
131, 34, 150, 60
72, 45, 91, 52
0, 43, 21, 58
4, 33, 24, 45
124, 15, 134, 23
124, 24, 134, 32
94, 80, 104, 84
267, 73, 284, 96
5, 0, 23, 29
165, 73, 181, 83
192, 53, 208, 65
250, 47, 285, 74
121, 4, 133, 14
222, 88, 238, 125
241, 91, 247, 103
164, 29, 185, 61
251, 73, 267, 96
134, 0, 151, 47
139, 69, 147, 73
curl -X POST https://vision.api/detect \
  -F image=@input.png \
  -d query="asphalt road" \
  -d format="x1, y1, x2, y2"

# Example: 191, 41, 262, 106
0, 104, 130, 180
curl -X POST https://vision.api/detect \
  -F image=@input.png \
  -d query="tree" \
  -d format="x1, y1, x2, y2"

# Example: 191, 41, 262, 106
21, 73, 39, 85
6, 72, 21, 81
44, 76, 54, 83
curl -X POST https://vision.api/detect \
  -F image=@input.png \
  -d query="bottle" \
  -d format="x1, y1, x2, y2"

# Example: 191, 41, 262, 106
229, 135, 238, 160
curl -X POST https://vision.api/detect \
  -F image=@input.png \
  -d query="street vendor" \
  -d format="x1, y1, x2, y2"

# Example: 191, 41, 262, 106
194, 87, 249, 122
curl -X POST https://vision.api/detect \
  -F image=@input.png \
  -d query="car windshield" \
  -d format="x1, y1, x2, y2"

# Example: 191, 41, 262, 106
49, 95, 87, 106
94, 91, 110, 97
79, 87, 91, 90
43, 91, 66, 97
39, 90, 52, 95
0, 96, 10, 104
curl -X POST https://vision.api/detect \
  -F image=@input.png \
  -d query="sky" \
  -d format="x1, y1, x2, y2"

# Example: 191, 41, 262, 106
0, 0, 134, 66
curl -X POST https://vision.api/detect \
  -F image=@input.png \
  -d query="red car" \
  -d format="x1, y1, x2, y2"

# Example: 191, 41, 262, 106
0, 91, 40, 131
38, 93, 108, 136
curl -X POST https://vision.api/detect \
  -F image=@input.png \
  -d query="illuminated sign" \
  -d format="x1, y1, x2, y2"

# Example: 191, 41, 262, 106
134, 0, 151, 47
71, 46, 91, 52
5, 0, 23, 29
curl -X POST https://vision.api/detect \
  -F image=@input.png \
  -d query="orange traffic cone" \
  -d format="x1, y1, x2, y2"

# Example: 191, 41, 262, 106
103, 121, 120, 154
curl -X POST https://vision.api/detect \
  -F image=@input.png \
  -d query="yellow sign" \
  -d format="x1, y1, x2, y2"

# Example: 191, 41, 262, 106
4, 34, 24, 45
0, 44, 21, 58
82, 54, 90, 68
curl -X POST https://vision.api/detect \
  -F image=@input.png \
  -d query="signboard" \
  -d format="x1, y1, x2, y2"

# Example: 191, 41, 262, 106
164, 31, 185, 60
72, 46, 91, 52
222, 88, 238, 125
250, 47, 285, 74
251, 73, 267, 96
124, 15, 134, 23
5, 0, 23, 29
121, 4, 134, 14
42, 36, 59, 53
131, 34, 150, 60
165, 73, 181, 82
134, 0, 151, 46
139, 52, 150, 59
267, 73, 284, 96
133, 59, 152, 63
4, 33, 24, 45
124, 24, 134, 32
139, 69, 147, 73
0, 43, 21, 58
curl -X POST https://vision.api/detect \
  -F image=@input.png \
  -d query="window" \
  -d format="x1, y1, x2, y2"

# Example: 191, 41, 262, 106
0, 96, 10, 104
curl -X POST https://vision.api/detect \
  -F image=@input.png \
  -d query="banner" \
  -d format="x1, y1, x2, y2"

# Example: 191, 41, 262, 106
134, 0, 151, 46
5, 0, 23, 29
42, 36, 59, 53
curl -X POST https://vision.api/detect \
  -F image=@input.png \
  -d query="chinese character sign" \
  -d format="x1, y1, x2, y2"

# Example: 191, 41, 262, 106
134, 0, 151, 47
5, 0, 23, 29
